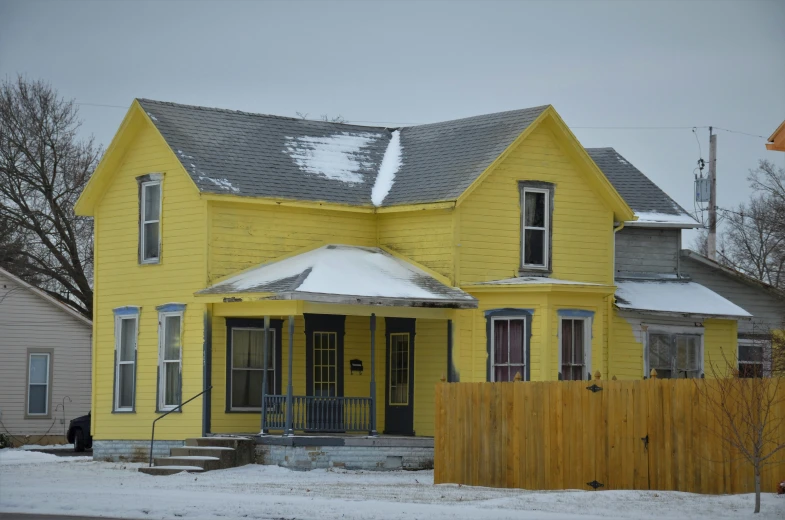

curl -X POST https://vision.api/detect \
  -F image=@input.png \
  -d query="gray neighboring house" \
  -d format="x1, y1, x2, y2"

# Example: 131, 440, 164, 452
588, 148, 753, 379
0, 267, 92, 446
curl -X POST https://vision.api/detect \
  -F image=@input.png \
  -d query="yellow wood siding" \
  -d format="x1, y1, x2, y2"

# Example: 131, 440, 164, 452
208, 202, 376, 282
378, 210, 454, 281
704, 318, 737, 376
413, 319, 447, 436
458, 123, 614, 285
92, 122, 206, 441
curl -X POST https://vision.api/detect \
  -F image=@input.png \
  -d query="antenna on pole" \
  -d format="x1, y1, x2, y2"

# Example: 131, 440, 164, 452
707, 127, 717, 261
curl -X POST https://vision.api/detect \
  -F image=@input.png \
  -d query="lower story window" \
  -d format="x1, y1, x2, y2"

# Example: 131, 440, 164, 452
158, 311, 183, 411
27, 352, 50, 415
491, 317, 526, 381
648, 332, 702, 379
231, 328, 275, 409
560, 318, 587, 381
738, 340, 769, 378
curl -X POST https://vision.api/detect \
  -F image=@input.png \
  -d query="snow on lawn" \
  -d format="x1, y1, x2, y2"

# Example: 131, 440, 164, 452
0, 456, 782, 520
0, 448, 88, 464
17, 443, 74, 450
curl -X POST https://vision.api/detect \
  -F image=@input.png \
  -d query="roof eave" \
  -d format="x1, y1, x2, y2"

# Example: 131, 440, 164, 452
615, 306, 752, 321
195, 289, 477, 309
625, 220, 702, 229
680, 249, 785, 300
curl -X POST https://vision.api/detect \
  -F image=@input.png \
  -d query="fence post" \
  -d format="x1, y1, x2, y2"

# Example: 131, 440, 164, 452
514, 371, 522, 382
594, 370, 601, 380
650, 369, 658, 379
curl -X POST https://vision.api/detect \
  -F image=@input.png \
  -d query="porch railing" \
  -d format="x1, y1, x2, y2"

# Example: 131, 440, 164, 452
262, 395, 372, 433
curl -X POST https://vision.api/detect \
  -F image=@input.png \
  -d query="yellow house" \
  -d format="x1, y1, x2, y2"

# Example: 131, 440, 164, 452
767, 119, 785, 151
76, 100, 750, 468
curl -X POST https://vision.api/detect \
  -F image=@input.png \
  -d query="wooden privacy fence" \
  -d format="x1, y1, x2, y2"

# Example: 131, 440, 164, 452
434, 377, 785, 494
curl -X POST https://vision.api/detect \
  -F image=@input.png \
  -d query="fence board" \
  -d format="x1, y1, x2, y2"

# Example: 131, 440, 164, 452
434, 378, 785, 494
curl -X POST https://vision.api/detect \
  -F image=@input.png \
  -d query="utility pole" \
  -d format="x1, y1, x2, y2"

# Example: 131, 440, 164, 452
707, 127, 717, 261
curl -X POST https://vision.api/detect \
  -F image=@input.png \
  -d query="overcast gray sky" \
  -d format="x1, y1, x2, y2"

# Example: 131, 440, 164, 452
2, 0, 783, 245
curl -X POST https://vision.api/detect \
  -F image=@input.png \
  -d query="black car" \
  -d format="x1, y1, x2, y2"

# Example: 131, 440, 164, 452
66, 412, 92, 452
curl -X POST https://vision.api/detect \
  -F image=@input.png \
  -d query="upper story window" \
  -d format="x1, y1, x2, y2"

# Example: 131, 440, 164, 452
140, 177, 162, 264
519, 182, 554, 272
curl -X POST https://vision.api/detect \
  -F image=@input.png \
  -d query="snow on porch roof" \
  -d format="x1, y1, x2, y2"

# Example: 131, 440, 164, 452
614, 280, 752, 319
197, 245, 478, 309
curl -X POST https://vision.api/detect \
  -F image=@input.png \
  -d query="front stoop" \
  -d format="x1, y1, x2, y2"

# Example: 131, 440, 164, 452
138, 436, 254, 476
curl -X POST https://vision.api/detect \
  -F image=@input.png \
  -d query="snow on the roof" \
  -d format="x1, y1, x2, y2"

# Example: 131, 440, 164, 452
615, 280, 751, 318
471, 277, 604, 286
285, 132, 380, 183
201, 245, 476, 305
631, 211, 700, 226
371, 130, 402, 206
197, 175, 239, 193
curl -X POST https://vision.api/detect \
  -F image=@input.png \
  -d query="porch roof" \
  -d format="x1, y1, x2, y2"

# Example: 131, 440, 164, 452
614, 280, 752, 319
196, 244, 477, 309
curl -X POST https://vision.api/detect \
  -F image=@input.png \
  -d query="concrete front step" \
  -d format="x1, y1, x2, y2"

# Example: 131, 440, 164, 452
170, 446, 236, 466
185, 437, 255, 466
154, 455, 223, 471
138, 465, 205, 476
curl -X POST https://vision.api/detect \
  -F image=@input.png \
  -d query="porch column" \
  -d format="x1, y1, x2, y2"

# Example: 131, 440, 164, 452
260, 315, 270, 435
369, 313, 378, 436
284, 315, 294, 436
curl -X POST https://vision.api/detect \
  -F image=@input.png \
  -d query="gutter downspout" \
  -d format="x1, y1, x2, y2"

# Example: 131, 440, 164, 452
608, 221, 625, 379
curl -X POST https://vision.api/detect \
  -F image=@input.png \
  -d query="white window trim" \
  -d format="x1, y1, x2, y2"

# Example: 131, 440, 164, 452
230, 327, 276, 411
643, 325, 705, 379
158, 310, 183, 412
27, 353, 51, 416
557, 316, 592, 381
521, 187, 550, 269
489, 316, 528, 382
140, 179, 162, 264
114, 314, 138, 412
738, 338, 772, 377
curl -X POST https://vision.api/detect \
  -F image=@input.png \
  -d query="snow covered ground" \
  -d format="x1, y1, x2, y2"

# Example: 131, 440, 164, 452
0, 449, 782, 520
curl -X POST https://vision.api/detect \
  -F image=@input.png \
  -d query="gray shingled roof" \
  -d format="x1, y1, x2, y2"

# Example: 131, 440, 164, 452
138, 99, 547, 207
586, 147, 693, 217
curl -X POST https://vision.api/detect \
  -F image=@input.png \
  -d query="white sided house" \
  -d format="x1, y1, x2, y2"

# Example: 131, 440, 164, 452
0, 268, 92, 446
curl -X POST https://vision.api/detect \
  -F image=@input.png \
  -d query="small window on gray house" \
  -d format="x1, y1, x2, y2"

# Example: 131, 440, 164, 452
140, 180, 161, 263
738, 340, 769, 378
520, 183, 552, 270
27, 353, 51, 415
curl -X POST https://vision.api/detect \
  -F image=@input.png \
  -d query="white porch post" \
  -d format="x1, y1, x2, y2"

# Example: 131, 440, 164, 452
284, 315, 294, 436
259, 315, 270, 435
369, 313, 378, 436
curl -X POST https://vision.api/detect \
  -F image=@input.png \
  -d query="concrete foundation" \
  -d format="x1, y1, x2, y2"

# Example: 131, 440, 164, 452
93, 439, 184, 462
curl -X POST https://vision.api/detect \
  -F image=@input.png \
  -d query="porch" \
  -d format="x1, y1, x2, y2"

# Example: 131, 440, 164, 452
196, 245, 477, 438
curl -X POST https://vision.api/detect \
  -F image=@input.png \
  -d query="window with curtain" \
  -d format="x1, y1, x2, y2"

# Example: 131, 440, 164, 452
521, 187, 550, 268
561, 318, 586, 381
647, 332, 702, 379
491, 318, 526, 381
231, 328, 275, 409
738, 339, 769, 378
158, 312, 182, 410
115, 316, 137, 411
27, 353, 50, 415
140, 180, 161, 263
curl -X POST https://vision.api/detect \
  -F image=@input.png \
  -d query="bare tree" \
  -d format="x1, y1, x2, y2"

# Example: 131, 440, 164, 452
697, 348, 785, 513
0, 77, 98, 318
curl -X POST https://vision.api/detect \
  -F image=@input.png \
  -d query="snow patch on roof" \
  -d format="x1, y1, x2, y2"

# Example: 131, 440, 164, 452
285, 133, 380, 183
371, 130, 402, 206
197, 175, 239, 193
615, 280, 751, 318
146, 111, 158, 121
631, 211, 700, 226
201, 244, 476, 305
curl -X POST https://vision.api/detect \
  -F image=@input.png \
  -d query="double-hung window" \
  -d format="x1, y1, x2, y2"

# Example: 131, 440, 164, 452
114, 310, 138, 411
27, 351, 51, 416
490, 317, 527, 381
158, 308, 183, 411
647, 331, 703, 379
520, 183, 553, 271
560, 318, 589, 381
230, 328, 276, 409
140, 179, 161, 263
738, 339, 770, 378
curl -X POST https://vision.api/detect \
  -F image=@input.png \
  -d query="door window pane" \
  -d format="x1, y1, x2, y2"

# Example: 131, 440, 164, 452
389, 333, 410, 405
313, 332, 337, 397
